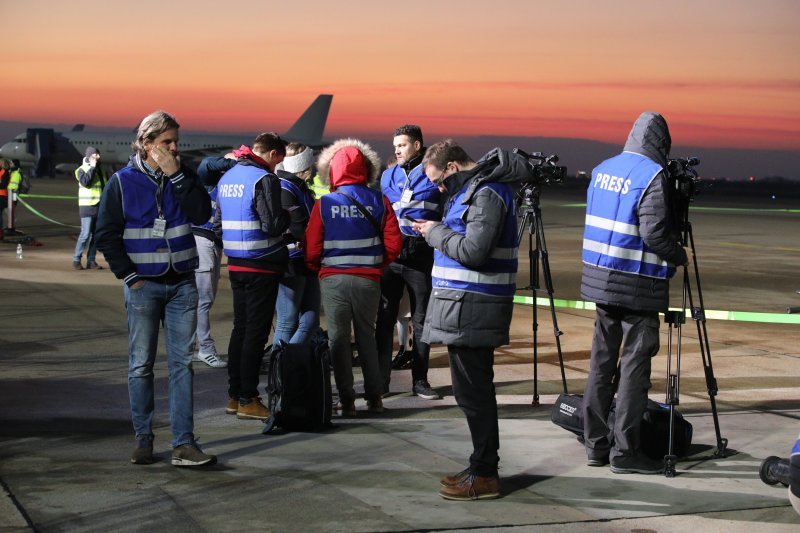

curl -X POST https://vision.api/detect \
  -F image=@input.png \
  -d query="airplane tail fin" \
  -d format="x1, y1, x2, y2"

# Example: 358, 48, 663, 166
284, 94, 332, 147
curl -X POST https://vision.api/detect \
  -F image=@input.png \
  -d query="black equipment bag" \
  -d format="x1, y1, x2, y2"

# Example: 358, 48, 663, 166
263, 340, 333, 434
551, 394, 693, 459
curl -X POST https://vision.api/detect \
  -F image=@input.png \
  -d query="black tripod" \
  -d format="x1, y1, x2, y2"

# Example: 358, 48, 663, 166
516, 185, 568, 406
662, 208, 728, 477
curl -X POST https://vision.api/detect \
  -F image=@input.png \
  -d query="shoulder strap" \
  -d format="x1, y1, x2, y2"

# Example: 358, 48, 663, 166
335, 191, 383, 238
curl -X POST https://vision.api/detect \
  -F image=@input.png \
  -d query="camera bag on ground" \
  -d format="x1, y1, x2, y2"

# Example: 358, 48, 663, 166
551, 393, 693, 459
263, 340, 333, 434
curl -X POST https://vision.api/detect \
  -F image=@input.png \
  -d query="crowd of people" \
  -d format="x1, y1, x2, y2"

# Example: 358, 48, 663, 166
82, 109, 696, 501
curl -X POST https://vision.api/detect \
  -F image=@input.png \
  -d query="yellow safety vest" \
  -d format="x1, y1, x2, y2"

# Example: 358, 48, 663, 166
75, 163, 106, 206
308, 174, 329, 199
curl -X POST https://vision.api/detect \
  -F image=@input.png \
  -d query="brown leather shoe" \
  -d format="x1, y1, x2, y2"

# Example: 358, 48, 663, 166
440, 467, 471, 487
87, 262, 104, 270
236, 397, 270, 420
225, 398, 238, 415
367, 397, 384, 414
335, 399, 357, 417
439, 473, 500, 501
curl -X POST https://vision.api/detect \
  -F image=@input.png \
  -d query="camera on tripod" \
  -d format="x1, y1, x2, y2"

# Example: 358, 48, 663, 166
512, 148, 568, 186
667, 156, 701, 201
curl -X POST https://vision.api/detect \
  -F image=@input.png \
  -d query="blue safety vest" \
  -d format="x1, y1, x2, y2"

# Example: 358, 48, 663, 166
432, 182, 518, 297
319, 184, 385, 269
217, 164, 285, 259
117, 166, 198, 276
280, 177, 315, 260
192, 186, 217, 232
582, 151, 673, 279
381, 163, 441, 236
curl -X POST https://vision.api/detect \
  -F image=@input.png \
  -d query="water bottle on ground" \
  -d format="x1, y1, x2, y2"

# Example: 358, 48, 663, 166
16, 243, 23, 259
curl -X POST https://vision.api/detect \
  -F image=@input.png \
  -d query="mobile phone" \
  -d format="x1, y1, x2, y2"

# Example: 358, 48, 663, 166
404, 215, 419, 223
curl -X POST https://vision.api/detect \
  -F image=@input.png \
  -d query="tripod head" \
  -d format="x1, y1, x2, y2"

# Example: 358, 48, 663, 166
667, 156, 701, 228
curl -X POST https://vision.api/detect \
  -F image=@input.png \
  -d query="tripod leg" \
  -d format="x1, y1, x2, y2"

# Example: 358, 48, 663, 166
663, 311, 683, 478
685, 224, 728, 458
534, 210, 568, 394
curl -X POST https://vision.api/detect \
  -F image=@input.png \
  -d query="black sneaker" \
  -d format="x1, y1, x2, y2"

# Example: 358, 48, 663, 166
587, 456, 609, 467
610, 454, 664, 474
131, 439, 154, 465
171, 443, 217, 467
391, 349, 413, 370
413, 380, 441, 400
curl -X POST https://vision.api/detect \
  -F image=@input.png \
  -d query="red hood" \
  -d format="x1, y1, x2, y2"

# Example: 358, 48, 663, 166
232, 145, 271, 168
329, 146, 368, 188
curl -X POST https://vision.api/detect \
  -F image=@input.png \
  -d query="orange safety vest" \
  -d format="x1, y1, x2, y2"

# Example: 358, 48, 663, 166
0, 168, 8, 197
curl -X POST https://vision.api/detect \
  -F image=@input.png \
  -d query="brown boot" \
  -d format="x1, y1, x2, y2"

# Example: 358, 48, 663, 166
439, 473, 500, 501
236, 397, 270, 420
367, 397, 384, 414
440, 467, 471, 487
225, 398, 238, 415
335, 399, 357, 417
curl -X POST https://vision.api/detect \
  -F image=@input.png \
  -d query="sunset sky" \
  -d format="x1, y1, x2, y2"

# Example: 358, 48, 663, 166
2, 0, 799, 151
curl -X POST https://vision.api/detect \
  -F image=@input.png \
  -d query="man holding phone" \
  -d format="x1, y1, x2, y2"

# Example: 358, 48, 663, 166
376, 125, 443, 400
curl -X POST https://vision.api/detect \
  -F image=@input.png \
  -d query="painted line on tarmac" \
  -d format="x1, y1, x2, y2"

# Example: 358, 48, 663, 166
16, 197, 80, 228
559, 202, 800, 214
18, 193, 76, 200
512, 295, 800, 324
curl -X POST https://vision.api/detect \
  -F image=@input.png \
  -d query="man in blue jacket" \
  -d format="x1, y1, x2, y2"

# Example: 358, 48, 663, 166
376, 125, 442, 400
95, 111, 215, 467
581, 112, 689, 475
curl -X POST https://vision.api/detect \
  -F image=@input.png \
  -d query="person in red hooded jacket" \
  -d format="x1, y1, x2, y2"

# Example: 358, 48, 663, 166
305, 139, 402, 416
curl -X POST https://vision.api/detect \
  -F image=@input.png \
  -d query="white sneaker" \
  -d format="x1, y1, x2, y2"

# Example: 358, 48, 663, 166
194, 352, 227, 368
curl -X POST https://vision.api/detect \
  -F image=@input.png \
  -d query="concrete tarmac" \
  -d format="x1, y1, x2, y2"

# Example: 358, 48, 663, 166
1, 177, 799, 532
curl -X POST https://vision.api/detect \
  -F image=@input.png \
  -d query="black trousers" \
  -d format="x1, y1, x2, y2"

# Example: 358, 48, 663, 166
448, 345, 499, 477
582, 304, 660, 460
227, 271, 280, 400
375, 261, 432, 386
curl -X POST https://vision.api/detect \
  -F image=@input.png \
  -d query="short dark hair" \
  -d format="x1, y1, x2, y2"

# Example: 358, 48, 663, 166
253, 132, 287, 156
393, 124, 423, 146
422, 139, 473, 171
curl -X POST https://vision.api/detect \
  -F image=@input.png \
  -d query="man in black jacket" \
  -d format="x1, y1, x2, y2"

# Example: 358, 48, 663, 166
580, 112, 689, 474
95, 111, 215, 467
213, 133, 290, 421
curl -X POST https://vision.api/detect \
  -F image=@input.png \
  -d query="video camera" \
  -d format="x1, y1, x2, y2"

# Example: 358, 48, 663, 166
667, 156, 701, 201
513, 148, 567, 186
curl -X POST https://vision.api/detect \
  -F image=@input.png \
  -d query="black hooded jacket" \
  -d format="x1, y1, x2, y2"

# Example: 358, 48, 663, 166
580, 112, 687, 312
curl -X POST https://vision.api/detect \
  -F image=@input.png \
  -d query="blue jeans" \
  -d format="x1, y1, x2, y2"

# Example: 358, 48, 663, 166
73, 215, 98, 263
273, 271, 320, 346
124, 277, 198, 448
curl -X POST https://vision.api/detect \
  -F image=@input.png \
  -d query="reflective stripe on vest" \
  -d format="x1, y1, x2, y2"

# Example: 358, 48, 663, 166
217, 164, 285, 259
582, 151, 672, 279
380, 163, 441, 236
75, 163, 104, 206
320, 184, 385, 269
117, 166, 198, 276
432, 181, 518, 297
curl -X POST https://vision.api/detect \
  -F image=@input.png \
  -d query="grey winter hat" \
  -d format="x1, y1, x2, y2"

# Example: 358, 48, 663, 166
85, 146, 99, 158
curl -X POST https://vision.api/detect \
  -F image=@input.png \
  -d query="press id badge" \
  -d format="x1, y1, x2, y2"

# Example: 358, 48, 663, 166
152, 217, 167, 238
401, 188, 413, 203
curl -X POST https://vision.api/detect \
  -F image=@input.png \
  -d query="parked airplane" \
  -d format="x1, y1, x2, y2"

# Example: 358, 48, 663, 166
0, 94, 333, 177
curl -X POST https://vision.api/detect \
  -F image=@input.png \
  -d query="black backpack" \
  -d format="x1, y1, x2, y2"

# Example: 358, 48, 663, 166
263, 340, 333, 434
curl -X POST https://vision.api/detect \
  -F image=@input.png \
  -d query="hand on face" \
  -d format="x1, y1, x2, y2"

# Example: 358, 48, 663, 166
150, 146, 180, 176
